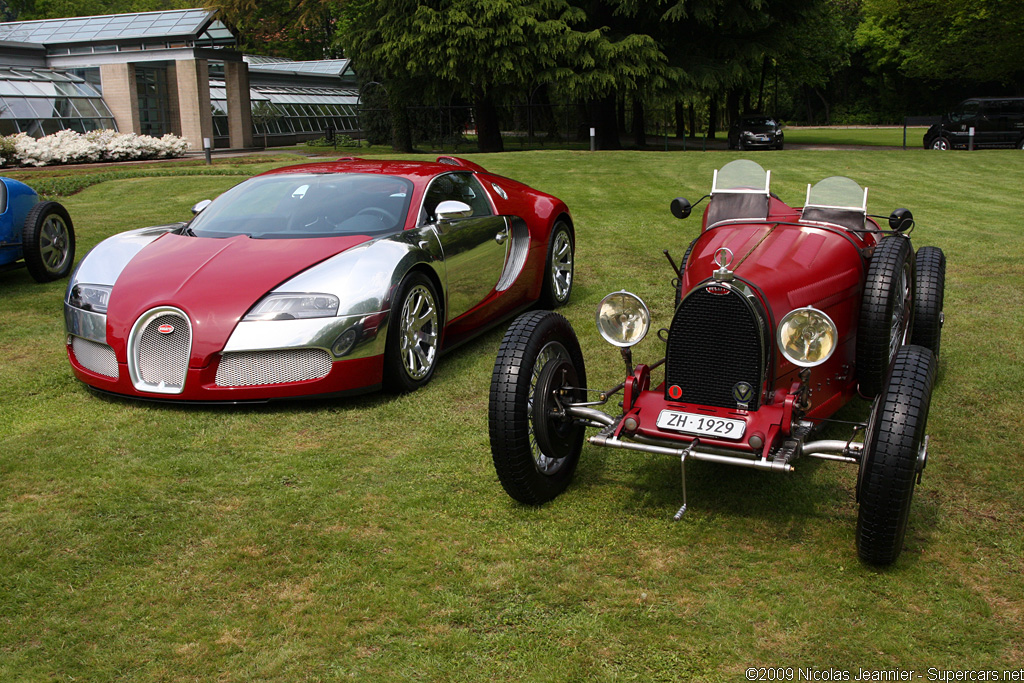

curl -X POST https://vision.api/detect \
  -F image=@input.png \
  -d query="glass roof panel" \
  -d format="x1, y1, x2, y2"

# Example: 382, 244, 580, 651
0, 9, 227, 45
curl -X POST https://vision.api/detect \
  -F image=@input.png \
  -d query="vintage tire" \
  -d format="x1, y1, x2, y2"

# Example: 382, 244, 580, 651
856, 345, 936, 565
538, 221, 574, 308
909, 246, 946, 359
22, 201, 75, 282
489, 310, 587, 504
383, 271, 442, 392
676, 237, 699, 303
931, 137, 950, 150
857, 235, 914, 397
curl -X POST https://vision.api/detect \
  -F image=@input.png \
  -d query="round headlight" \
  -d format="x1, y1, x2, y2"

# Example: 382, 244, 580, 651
596, 291, 650, 347
777, 307, 838, 367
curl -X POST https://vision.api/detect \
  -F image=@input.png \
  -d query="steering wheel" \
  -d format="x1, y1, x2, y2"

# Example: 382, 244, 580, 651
356, 207, 398, 226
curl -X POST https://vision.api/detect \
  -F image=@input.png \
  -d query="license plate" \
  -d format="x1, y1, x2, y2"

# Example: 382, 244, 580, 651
656, 410, 746, 439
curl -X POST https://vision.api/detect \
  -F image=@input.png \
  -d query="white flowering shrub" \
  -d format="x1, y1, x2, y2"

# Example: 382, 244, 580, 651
1, 130, 190, 167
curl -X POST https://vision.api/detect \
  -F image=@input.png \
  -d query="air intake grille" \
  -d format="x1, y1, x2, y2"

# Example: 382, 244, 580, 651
133, 311, 190, 391
215, 348, 332, 387
664, 285, 766, 410
72, 337, 118, 378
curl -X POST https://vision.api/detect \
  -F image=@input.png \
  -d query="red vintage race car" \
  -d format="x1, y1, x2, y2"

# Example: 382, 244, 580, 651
489, 159, 945, 565
64, 156, 574, 402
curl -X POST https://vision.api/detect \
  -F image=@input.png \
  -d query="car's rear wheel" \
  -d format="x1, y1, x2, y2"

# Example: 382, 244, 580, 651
538, 221, 574, 308
857, 235, 914, 397
383, 271, 442, 392
931, 137, 950, 150
910, 246, 946, 360
489, 311, 586, 504
856, 345, 935, 565
22, 201, 75, 282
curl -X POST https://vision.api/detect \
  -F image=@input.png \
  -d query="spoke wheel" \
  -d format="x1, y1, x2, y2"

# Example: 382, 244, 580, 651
539, 222, 574, 308
384, 272, 442, 392
490, 311, 586, 504
22, 201, 75, 282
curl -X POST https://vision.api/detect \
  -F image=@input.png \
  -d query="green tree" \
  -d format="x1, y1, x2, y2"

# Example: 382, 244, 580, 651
206, 0, 343, 59
857, 0, 1024, 87
338, 0, 594, 152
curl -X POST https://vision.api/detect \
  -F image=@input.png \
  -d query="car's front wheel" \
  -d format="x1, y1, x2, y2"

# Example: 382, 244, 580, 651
856, 345, 935, 565
22, 201, 75, 282
489, 311, 587, 504
931, 137, 951, 150
383, 271, 442, 392
857, 235, 914, 397
539, 221, 574, 308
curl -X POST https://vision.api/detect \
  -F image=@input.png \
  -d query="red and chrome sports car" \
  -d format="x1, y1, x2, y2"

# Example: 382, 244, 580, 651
489, 160, 945, 565
64, 156, 574, 402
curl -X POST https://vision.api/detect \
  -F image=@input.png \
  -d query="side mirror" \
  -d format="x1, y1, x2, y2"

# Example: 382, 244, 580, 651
435, 200, 472, 222
670, 197, 692, 220
191, 199, 213, 215
888, 208, 914, 232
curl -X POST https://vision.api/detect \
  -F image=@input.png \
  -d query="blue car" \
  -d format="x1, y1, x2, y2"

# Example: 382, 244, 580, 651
0, 177, 75, 282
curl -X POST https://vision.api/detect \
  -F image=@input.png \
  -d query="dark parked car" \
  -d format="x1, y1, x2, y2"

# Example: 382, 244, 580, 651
923, 97, 1024, 149
488, 159, 945, 565
0, 176, 75, 283
728, 116, 784, 150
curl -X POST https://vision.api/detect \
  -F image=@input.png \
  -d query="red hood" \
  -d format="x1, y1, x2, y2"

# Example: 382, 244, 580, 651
106, 233, 372, 366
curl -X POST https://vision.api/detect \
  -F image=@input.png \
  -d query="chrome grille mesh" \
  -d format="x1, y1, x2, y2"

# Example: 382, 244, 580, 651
72, 337, 118, 378
665, 286, 766, 410
135, 312, 190, 390
215, 348, 332, 387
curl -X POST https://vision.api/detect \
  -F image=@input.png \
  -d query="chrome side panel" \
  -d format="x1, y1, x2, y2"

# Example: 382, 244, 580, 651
225, 311, 387, 360
435, 215, 509, 319
64, 305, 107, 344
222, 228, 444, 359
66, 224, 183, 293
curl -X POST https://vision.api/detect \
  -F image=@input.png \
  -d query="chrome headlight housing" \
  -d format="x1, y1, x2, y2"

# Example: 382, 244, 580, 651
596, 291, 650, 347
777, 307, 837, 367
244, 293, 340, 321
68, 283, 113, 314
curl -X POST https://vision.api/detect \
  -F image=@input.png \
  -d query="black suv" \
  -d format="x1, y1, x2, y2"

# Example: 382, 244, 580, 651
924, 98, 1024, 150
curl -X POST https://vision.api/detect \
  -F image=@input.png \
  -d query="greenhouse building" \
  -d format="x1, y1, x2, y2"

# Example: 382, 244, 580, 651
0, 8, 360, 150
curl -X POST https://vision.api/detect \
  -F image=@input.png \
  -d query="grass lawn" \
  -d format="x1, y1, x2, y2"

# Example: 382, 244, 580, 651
781, 126, 930, 148
1, 148, 1022, 681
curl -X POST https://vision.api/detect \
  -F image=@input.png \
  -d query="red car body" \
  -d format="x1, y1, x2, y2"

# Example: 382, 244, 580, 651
65, 157, 575, 401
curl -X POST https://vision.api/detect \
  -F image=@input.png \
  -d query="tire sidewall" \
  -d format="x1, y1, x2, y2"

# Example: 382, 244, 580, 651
489, 311, 587, 503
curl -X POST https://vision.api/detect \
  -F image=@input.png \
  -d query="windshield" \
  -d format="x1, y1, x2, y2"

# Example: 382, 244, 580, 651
188, 173, 413, 239
713, 159, 770, 193
706, 160, 771, 225
805, 176, 867, 211
801, 176, 868, 231
741, 117, 777, 127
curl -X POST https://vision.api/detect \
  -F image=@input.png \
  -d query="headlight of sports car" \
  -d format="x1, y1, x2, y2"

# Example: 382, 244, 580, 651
596, 291, 650, 347
68, 284, 112, 314
244, 293, 340, 321
778, 307, 837, 367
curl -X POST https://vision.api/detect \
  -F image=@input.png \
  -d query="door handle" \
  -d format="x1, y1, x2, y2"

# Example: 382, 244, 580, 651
495, 231, 508, 245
